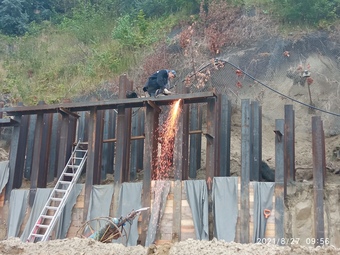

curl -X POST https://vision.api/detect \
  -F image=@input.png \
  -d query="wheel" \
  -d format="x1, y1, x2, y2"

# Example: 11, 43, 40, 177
76, 217, 126, 243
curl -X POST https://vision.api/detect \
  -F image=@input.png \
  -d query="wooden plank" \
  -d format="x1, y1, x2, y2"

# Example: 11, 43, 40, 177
1, 92, 217, 115
275, 119, 285, 245
312, 116, 325, 247
172, 181, 182, 242
240, 99, 251, 243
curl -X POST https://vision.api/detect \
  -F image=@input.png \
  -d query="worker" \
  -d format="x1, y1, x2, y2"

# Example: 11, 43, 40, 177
143, 69, 176, 97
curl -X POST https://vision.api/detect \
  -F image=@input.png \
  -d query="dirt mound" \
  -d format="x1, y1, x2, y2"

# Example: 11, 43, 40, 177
1, 237, 339, 255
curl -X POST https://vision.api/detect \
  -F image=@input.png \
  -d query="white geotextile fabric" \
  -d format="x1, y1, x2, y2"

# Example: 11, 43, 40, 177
116, 182, 142, 246
185, 180, 209, 241
7, 189, 29, 238
0, 161, 9, 193
213, 177, 239, 242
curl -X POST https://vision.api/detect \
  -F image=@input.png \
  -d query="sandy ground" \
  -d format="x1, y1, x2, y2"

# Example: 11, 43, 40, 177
1, 237, 340, 255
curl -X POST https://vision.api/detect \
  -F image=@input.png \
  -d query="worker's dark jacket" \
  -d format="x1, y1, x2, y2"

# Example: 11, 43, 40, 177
143, 70, 169, 95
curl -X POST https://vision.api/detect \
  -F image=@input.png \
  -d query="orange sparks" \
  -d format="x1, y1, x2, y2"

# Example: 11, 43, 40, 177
153, 100, 181, 180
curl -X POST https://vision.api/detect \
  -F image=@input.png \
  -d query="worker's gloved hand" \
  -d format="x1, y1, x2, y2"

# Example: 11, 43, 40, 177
163, 88, 171, 95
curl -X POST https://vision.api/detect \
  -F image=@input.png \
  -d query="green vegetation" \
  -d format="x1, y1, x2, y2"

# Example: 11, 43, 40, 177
0, 0, 339, 105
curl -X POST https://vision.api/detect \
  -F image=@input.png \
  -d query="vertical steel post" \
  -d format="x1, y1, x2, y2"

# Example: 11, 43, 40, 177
219, 94, 232, 176
240, 99, 251, 243
275, 119, 285, 244
251, 101, 261, 181
284, 105, 295, 182
140, 103, 159, 245
206, 97, 216, 240
312, 116, 325, 247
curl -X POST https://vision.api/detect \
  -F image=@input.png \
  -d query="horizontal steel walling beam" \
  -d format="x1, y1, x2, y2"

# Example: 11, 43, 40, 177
78, 129, 204, 145
0, 118, 20, 127
0, 92, 217, 116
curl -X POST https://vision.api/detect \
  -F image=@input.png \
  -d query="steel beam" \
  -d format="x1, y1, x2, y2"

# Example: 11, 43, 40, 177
284, 105, 295, 182
240, 99, 251, 243
312, 116, 325, 247
275, 119, 285, 244
140, 102, 159, 245
219, 94, 232, 176
1, 92, 217, 115
251, 101, 262, 181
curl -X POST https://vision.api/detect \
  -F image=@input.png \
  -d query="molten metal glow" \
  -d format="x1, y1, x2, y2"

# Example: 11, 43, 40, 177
153, 100, 181, 180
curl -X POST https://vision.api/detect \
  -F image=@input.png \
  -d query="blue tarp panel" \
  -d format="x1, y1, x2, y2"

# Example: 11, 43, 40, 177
213, 177, 239, 242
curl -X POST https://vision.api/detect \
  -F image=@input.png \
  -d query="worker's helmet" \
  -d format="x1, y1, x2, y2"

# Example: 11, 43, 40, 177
170, 70, 177, 77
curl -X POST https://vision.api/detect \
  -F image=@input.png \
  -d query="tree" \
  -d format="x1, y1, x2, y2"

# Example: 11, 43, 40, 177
23, 0, 54, 23
0, 0, 28, 35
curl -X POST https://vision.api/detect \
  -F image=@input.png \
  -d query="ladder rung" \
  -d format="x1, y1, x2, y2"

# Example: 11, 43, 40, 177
50, 197, 63, 202
59, 181, 71, 184
63, 173, 75, 177
67, 165, 79, 168
27, 142, 87, 243
75, 149, 87, 153
41, 215, 53, 219
55, 189, 67, 193
46, 206, 58, 210
30, 233, 44, 237
36, 224, 49, 228
72, 157, 83, 160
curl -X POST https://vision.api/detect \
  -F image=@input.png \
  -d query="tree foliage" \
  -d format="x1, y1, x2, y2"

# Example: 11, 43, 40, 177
272, 0, 340, 25
0, 0, 28, 35
1, 0, 340, 36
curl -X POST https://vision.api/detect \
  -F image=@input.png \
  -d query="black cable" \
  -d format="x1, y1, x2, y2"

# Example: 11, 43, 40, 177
212, 58, 340, 118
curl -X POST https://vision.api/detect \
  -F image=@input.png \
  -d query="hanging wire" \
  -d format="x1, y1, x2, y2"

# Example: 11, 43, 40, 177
185, 58, 340, 118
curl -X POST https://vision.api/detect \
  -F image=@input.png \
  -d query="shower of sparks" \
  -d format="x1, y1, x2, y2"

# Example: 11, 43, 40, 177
148, 100, 181, 244
153, 99, 181, 180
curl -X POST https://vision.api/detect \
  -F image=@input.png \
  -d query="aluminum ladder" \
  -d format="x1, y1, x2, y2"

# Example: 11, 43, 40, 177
27, 141, 88, 242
